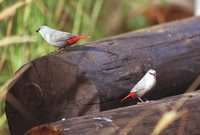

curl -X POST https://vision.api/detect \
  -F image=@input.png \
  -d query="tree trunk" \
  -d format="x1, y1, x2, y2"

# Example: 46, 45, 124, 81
25, 91, 200, 135
6, 16, 200, 135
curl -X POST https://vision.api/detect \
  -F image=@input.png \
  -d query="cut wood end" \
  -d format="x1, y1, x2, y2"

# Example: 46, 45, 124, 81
24, 125, 63, 135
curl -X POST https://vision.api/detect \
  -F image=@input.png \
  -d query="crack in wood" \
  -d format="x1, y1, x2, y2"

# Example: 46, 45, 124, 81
32, 62, 42, 81
103, 65, 122, 71
133, 34, 200, 50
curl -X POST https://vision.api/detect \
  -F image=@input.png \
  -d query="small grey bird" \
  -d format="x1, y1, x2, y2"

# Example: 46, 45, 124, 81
36, 26, 90, 48
121, 69, 156, 102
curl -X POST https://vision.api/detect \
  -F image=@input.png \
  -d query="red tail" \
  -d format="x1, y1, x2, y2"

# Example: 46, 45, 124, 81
121, 94, 131, 102
67, 35, 90, 45
121, 92, 137, 102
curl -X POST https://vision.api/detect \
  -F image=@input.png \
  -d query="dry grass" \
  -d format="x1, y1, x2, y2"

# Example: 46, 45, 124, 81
0, 35, 37, 47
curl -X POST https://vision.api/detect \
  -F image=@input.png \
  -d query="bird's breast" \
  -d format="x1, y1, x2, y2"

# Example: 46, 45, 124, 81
135, 76, 156, 97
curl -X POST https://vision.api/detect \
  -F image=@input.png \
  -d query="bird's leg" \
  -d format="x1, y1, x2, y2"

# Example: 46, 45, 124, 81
144, 98, 153, 103
52, 46, 66, 54
137, 97, 144, 103
144, 97, 150, 103
49, 47, 65, 55
58, 46, 65, 51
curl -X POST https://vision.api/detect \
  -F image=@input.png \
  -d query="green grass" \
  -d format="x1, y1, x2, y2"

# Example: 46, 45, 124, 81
0, 0, 164, 134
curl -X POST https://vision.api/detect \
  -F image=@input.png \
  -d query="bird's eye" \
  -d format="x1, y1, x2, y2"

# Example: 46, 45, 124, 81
36, 28, 41, 32
149, 72, 156, 77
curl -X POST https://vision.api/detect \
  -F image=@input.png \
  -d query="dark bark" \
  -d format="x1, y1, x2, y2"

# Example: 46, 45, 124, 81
6, 17, 200, 135
26, 91, 200, 135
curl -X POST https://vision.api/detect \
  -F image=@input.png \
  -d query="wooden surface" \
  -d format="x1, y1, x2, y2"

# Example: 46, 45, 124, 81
26, 91, 200, 135
6, 16, 200, 135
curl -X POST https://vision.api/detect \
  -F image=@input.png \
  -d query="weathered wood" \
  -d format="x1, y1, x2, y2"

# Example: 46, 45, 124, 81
6, 17, 200, 135
6, 60, 100, 135
26, 91, 200, 135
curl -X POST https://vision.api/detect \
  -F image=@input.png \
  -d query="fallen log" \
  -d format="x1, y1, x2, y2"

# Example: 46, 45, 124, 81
25, 91, 200, 135
6, 16, 200, 135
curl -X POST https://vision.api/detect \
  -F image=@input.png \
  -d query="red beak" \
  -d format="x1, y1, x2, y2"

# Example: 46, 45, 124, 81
121, 92, 137, 102
67, 35, 91, 45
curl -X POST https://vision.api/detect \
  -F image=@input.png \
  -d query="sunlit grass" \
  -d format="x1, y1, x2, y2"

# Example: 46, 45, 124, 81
0, 80, 10, 134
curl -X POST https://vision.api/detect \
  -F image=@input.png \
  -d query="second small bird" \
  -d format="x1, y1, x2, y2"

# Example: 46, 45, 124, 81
121, 69, 156, 102
36, 26, 90, 48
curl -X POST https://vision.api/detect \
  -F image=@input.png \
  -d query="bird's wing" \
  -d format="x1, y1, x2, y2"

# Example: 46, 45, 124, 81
131, 78, 146, 92
51, 31, 74, 42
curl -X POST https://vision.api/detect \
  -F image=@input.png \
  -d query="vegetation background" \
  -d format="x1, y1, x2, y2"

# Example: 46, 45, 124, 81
0, 0, 193, 134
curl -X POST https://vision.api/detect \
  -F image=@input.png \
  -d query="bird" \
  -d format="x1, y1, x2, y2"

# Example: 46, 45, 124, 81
121, 69, 156, 102
36, 26, 90, 48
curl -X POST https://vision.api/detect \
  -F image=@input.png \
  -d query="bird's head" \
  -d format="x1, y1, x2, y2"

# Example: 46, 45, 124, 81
36, 26, 49, 33
147, 69, 156, 77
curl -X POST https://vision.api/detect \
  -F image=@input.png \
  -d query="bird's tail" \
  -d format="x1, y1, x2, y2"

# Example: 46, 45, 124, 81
67, 35, 91, 45
121, 92, 137, 102
77, 35, 91, 39
121, 94, 131, 102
